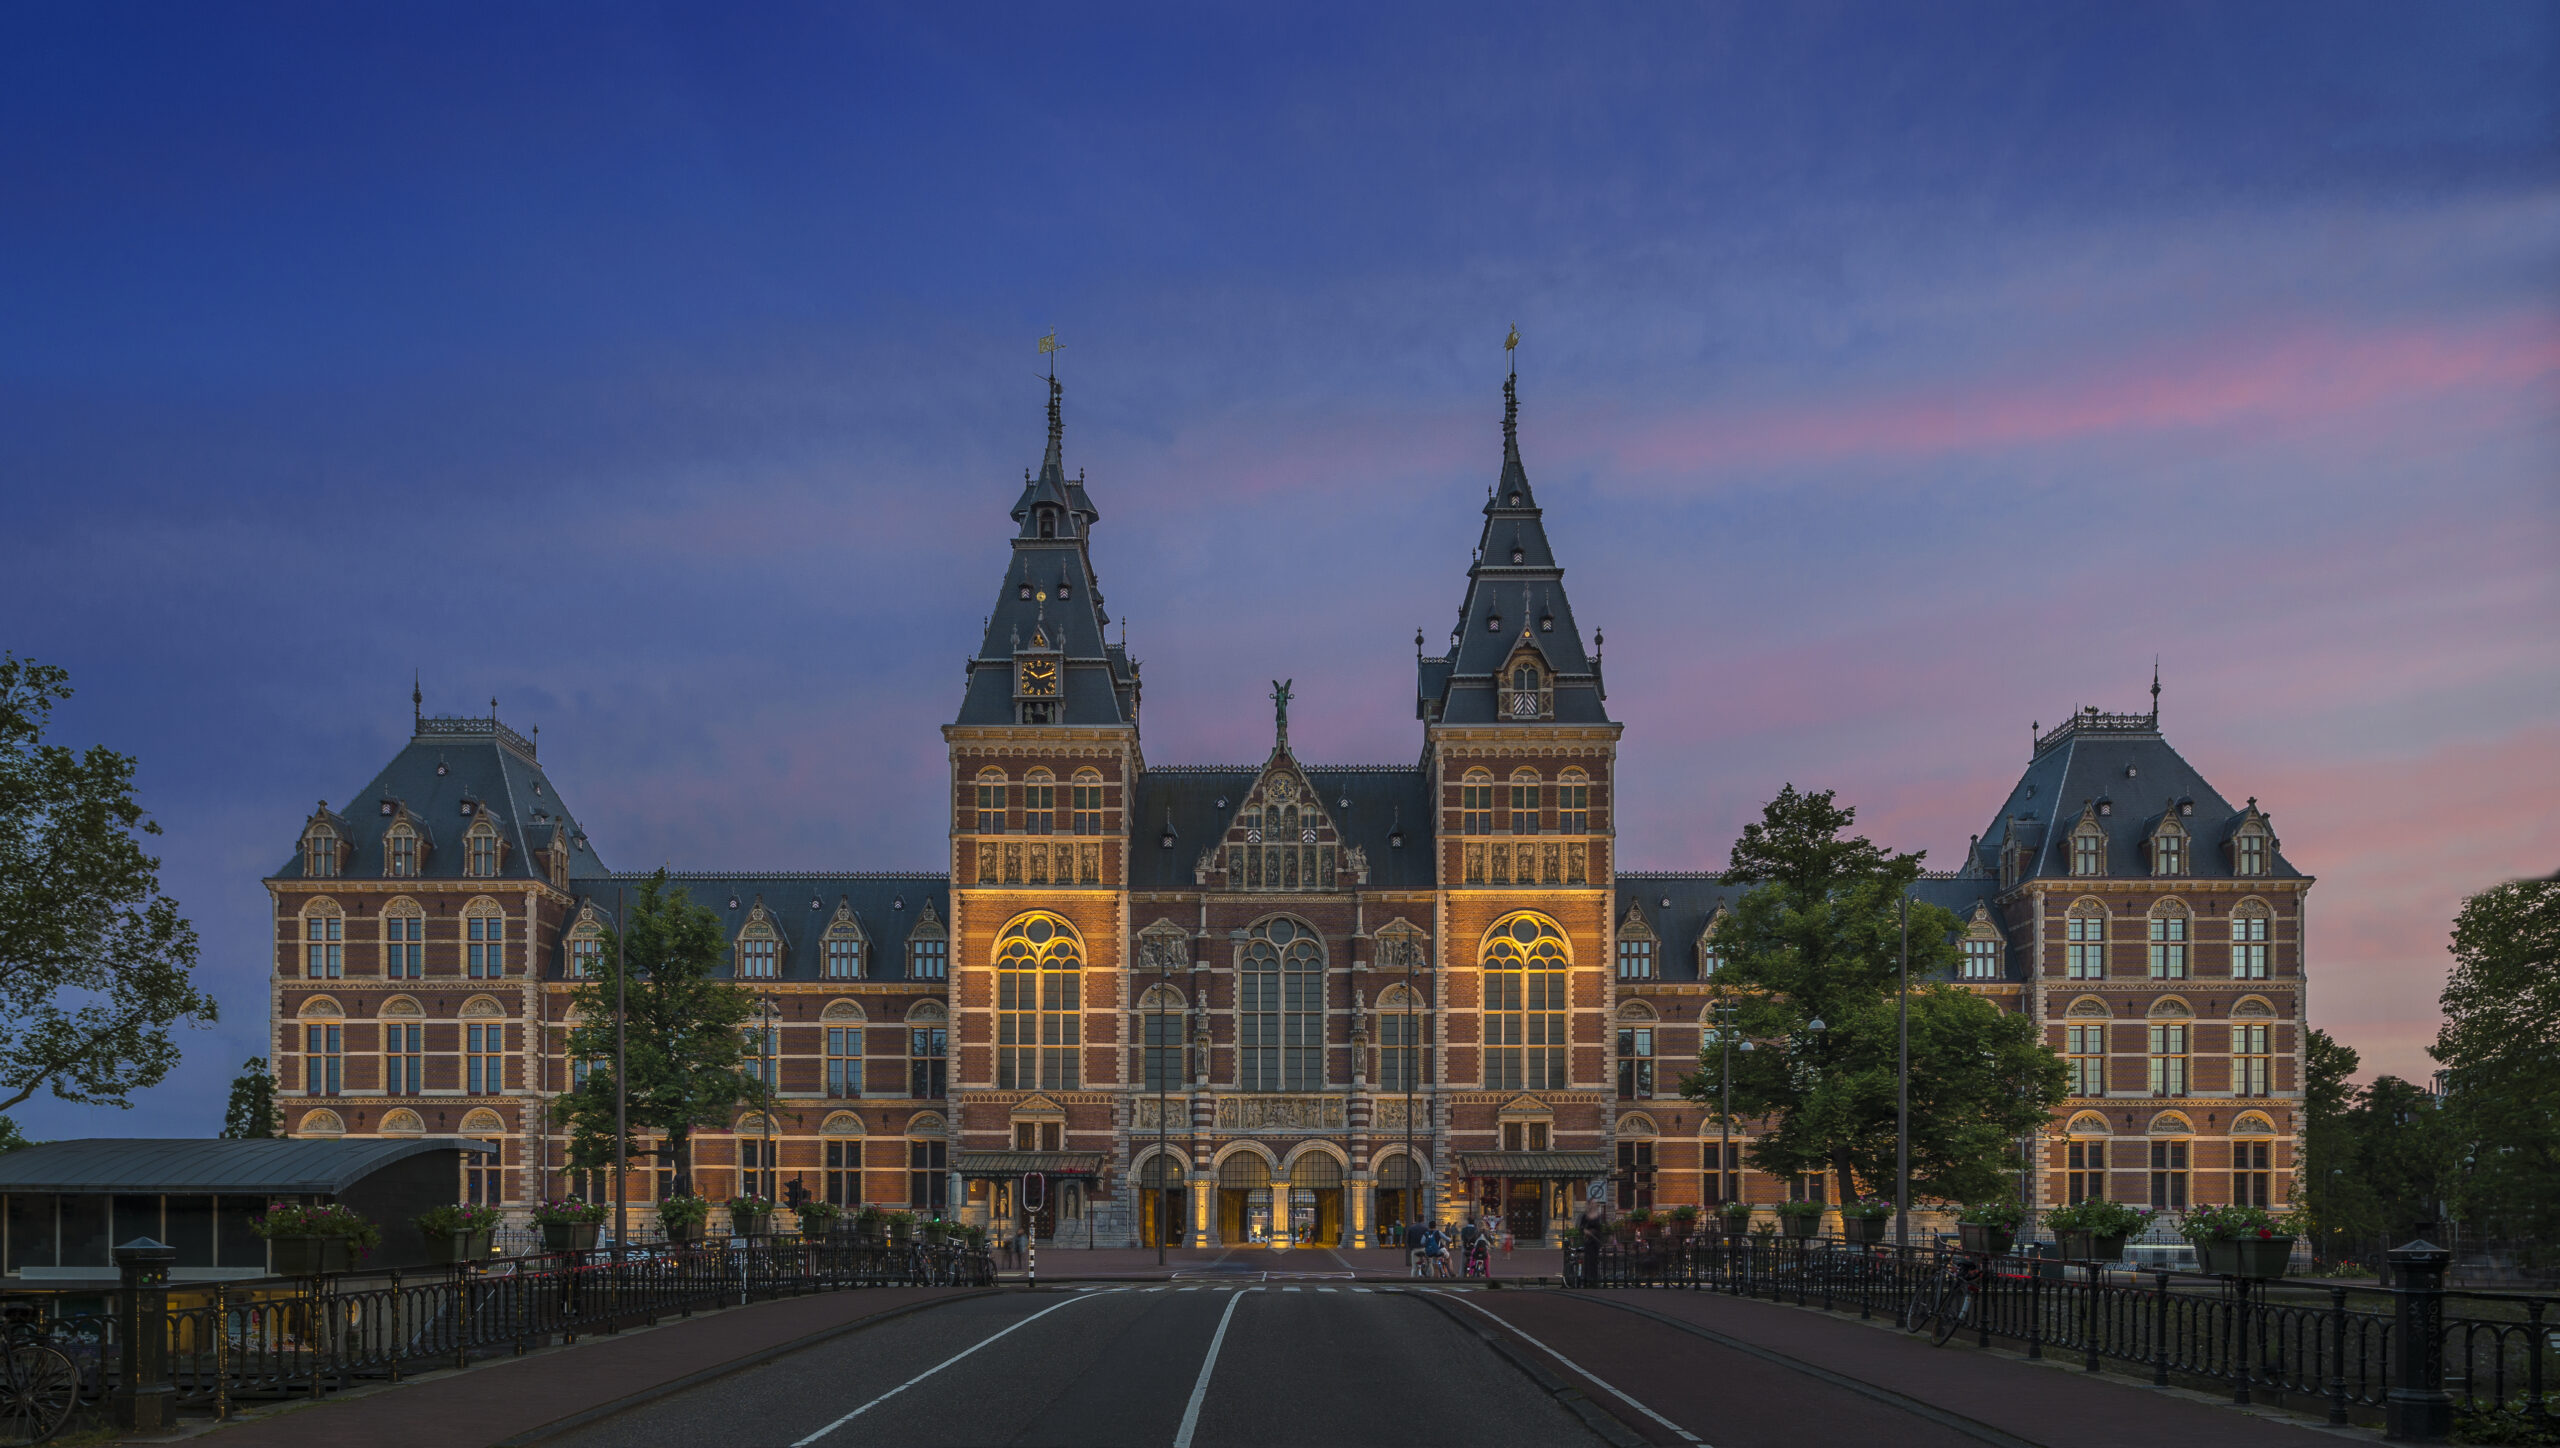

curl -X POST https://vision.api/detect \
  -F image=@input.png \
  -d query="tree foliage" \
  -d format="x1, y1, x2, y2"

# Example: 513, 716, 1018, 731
221, 1057, 280, 1139
1680, 785, 2068, 1206
0, 655, 216, 1112
550, 873, 754, 1196
2430, 879, 2560, 1244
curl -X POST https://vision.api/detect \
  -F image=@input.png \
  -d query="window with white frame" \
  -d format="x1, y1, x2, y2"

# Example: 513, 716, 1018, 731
994, 912, 1081, 1091
464, 820, 499, 878
1241, 916, 1324, 1091
2067, 1020, 2108, 1096
385, 822, 419, 878
2231, 905, 2271, 978
304, 906, 344, 979
738, 923, 779, 980
2148, 1018, 2189, 1096
1961, 937, 2000, 979
2148, 907, 2189, 979
2233, 1021, 2271, 1096
2066, 906, 2106, 978
465, 905, 505, 978
1557, 769, 1590, 833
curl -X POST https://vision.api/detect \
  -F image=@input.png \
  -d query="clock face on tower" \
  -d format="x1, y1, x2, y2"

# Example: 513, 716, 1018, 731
1018, 658, 1058, 697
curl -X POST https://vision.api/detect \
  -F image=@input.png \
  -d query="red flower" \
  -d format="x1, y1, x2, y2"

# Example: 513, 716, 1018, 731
2256, 1228, 2271, 1239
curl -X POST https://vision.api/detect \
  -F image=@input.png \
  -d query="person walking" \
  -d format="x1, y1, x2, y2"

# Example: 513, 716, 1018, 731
1576, 1198, 1606, 1286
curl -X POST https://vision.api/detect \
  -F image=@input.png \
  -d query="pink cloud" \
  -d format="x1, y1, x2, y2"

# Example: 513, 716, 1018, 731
1594, 316, 2560, 478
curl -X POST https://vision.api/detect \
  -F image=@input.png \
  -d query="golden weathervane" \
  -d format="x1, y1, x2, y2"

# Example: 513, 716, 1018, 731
1505, 324, 1519, 352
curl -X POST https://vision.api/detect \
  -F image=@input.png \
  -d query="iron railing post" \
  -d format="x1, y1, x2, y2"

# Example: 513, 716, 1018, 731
2386, 1239, 2453, 1442
2152, 1270, 2171, 1387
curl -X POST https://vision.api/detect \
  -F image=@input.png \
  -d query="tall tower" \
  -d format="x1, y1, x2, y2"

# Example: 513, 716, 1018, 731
943, 375, 1141, 1229
1419, 369, 1623, 1221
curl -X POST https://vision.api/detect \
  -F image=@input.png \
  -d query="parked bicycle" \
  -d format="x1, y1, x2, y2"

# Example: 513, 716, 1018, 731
0, 1324, 79, 1446
1903, 1250, 1989, 1346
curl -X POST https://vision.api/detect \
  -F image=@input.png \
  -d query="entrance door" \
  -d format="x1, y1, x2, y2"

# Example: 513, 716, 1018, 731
1505, 1180, 1545, 1241
1376, 1188, 1409, 1240
1140, 1187, 1185, 1248
1244, 1188, 1274, 1244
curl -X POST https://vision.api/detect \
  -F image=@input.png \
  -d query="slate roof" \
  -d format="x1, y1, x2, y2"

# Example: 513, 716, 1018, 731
1130, 764, 1438, 892
0, 1137, 490, 1194
1614, 871, 2008, 982
268, 715, 607, 884
562, 874, 952, 984
1419, 375, 1611, 728
1971, 709, 2301, 883
958, 378, 1139, 728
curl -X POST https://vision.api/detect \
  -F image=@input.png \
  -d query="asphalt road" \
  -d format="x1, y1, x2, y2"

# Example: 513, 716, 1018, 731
548, 1283, 1605, 1448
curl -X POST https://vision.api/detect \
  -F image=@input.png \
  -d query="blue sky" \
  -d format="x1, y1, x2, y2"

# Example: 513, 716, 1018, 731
2, 4, 2553, 1134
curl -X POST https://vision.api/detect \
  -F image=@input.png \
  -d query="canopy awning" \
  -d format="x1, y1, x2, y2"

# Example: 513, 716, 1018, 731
1456, 1152, 1612, 1179
951, 1151, 1105, 1180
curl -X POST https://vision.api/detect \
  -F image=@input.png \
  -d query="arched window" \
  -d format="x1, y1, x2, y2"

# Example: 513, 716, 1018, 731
974, 768, 1008, 837
565, 912, 603, 980
2149, 812, 2188, 876
1072, 768, 1104, 835
2065, 899, 2108, 979
994, 912, 1082, 1090
464, 818, 502, 878
1507, 769, 1542, 835
2064, 996, 2110, 1097
461, 996, 508, 1095
1377, 982, 1429, 1092
820, 1112, 865, 1208
2230, 899, 2272, 980
1137, 983, 1186, 1092
1023, 769, 1057, 837
300, 898, 344, 979
297, 994, 343, 1096
2146, 997, 2190, 1098
384, 897, 424, 980
822, 999, 865, 1097
1482, 912, 1570, 1091
460, 1109, 508, 1205
2147, 900, 2190, 980
2231, 997, 2275, 1098
907, 1114, 948, 1213
2229, 805, 2274, 877
1241, 916, 1325, 1091
2064, 1111, 2110, 1203
1557, 768, 1590, 834
2146, 1111, 2193, 1210
382, 995, 424, 1094
2230, 1111, 2277, 1208
907, 998, 949, 1099
463, 898, 506, 979
1461, 769, 1493, 836
383, 819, 420, 878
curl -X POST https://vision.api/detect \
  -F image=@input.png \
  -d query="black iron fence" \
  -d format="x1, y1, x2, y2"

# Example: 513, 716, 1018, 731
3, 1235, 994, 1434
1561, 1234, 2551, 1441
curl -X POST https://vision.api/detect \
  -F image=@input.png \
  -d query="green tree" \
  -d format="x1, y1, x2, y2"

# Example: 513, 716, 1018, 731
2296, 1027, 2369, 1259
550, 873, 754, 1197
0, 1117, 33, 1153
0, 655, 216, 1112
1681, 785, 2068, 1206
220, 1057, 280, 1138
2430, 878, 2560, 1245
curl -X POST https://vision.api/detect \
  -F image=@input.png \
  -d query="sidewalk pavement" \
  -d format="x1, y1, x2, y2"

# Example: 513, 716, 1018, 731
169, 1284, 990, 1448
1465, 1287, 2366, 1446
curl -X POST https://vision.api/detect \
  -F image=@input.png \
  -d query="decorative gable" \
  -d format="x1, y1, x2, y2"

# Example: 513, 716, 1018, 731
1214, 756, 1347, 891
2146, 803, 2190, 877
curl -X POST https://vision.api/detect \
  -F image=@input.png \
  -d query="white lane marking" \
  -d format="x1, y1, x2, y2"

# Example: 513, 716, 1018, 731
1318, 1287, 1338, 1293
1352, 1287, 1374, 1293
1434, 1291, 1707, 1446
1172, 1286, 1258, 1448
1282, 1286, 1301, 1293
790, 1289, 1128, 1445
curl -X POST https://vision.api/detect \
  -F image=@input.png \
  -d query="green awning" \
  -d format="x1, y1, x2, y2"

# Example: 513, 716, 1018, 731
951, 1151, 1105, 1179
1456, 1152, 1612, 1179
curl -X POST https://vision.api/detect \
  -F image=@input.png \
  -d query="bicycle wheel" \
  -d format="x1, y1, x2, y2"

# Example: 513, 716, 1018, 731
1903, 1275, 1942, 1334
0, 1342, 79, 1447
1932, 1283, 1974, 1347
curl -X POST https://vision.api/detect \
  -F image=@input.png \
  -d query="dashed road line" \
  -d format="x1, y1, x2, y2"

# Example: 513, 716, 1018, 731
1433, 1291, 1707, 1446
791, 1288, 1129, 1445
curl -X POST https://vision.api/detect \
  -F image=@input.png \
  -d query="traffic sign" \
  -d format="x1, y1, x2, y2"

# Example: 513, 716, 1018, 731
1023, 1171, 1047, 1211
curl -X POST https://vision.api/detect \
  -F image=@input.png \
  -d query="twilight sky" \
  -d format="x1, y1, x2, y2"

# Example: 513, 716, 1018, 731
2, 5, 2554, 1137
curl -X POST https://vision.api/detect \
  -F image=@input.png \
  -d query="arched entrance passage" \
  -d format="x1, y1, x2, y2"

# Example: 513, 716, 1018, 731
1137, 1152, 1186, 1249
1217, 1152, 1273, 1244
1287, 1151, 1345, 1246
1373, 1153, 1425, 1240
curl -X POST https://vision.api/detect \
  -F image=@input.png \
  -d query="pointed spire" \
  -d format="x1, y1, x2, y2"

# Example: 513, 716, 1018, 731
1043, 375, 1064, 479
2151, 657, 2162, 719
412, 670, 422, 727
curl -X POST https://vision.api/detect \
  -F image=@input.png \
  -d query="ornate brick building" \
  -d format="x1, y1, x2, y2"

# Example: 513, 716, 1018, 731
265, 373, 2307, 1247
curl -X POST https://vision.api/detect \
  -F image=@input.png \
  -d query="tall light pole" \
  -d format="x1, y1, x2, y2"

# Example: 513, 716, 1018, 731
758, 995, 779, 1222
1155, 944, 1170, 1266
1708, 997, 1754, 1217
614, 886, 628, 1263
1402, 936, 1419, 1239
1896, 893, 1910, 1251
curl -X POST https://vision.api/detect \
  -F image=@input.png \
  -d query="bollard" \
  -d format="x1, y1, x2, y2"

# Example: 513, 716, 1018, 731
2386, 1238, 2453, 1442
113, 1236, 178, 1433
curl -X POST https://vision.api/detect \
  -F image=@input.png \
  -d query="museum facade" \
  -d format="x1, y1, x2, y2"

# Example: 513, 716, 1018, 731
264, 374, 2308, 1248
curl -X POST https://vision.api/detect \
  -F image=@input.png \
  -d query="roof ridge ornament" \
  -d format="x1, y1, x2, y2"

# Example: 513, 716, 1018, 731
1270, 678, 1294, 753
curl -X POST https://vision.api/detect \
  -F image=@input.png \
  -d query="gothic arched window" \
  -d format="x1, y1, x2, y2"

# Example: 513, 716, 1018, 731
1241, 916, 1325, 1091
383, 819, 420, 878
1508, 769, 1541, 835
1482, 912, 1570, 1091
994, 912, 1082, 1091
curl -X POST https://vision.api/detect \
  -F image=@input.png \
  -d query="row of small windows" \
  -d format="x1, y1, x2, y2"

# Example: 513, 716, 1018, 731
299, 899, 949, 983
1457, 768, 1594, 835
302, 818, 512, 879
2065, 812, 2278, 878
2063, 900, 2279, 980
2062, 1000, 2282, 1101
971, 769, 1109, 835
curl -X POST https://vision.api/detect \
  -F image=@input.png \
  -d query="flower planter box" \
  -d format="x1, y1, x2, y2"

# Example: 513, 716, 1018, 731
731, 1212, 770, 1239
2200, 1236, 2295, 1279
1957, 1222, 2015, 1256
2057, 1231, 2127, 1263
662, 1220, 702, 1245
1780, 1215, 1821, 1240
422, 1230, 494, 1266
540, 1221, 601, 1253
1841, 1215, 1889, 1244
270, 1237, 352, 1277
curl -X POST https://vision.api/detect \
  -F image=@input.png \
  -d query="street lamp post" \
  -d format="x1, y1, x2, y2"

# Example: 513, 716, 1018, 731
1708, 998, 1755, 1218
1897, 893, 1910, 1252
1403, 937, 1419, 1241
614, 886, 628, 1265
1155, 946, 1170, 1266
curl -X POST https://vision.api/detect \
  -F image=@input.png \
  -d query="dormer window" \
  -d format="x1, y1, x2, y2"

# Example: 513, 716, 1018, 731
384, 821, 420, 878
907, 900, 948, 980
303, 823, 342, 879
2069, 808, 2107, 877
2149, 814, 2187, 877
464, 819, 501, 878
1962, 936, 2001, 980
1615, 903, 1657, 980
822, 906, 864, 981
738, 914, 780, 980
2230, 807, 2273, 877
1699, 910, 1729, 977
